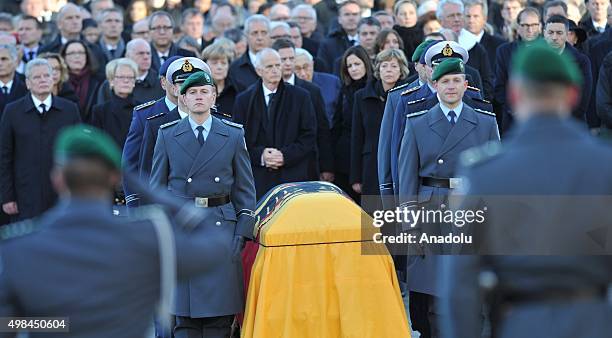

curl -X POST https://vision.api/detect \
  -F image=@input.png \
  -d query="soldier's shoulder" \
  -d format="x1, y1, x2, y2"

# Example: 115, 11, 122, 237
472, 107, 496, 118
388, 82, 411, 93
160, 119, 180, 129
0, 219, 39, 242
146, 112, 167, 120
460, 141, 504, 168
466, 85, 480, 93
134, 100, 157, 111
221, 119, 243, 129
406, 109, 428, 118
212, 110, 232, 120
400, 85, 421, 96
407, 97, 427, 105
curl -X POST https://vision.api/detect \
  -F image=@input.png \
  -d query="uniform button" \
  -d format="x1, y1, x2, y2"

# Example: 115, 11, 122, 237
187, 178, 192, 183
214, 177, 220, 182
438, 159, 444, 164
215, 221, 221, 226
440, 204, 446, 209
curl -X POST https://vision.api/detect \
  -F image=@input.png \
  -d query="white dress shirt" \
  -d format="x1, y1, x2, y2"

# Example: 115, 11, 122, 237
262, 83, 277, 106
31, 94, 52, 114
0, 79, 13, 94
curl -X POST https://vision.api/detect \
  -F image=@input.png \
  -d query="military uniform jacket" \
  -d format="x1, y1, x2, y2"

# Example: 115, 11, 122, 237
150, 116, 256, 317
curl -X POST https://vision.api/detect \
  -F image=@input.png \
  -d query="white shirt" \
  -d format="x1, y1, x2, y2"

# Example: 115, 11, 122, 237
137, 71, 148, 82
592, 19, 606, 33
347, 34, 359, 45
31, 94, 52, 114
60, 36, 68, 45
249, 51, 257, 67
164, 97, 177, 111
438, 98, 463, 123
157, 51, 169, 60
0, 79, 13, 94
284, 74, 296, 85
458, 28, 479, 51
188, 114, 212, 141
262, 83, 277, 106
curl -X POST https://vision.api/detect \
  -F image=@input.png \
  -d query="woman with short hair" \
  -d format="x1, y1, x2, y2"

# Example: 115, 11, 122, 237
201, 41, 238, 118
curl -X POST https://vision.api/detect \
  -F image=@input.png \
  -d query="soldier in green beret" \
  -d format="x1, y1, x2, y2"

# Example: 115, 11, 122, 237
0, 125, 232, 337
439, 41, 612, 338
150, 70, 256, 337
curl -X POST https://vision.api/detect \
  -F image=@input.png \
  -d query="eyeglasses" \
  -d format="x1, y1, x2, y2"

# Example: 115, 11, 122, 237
150, 25, 173, 32
270, 34, 291, 40
114, 75, 136, 81
292, 16, 313, 22
65, 51, 86, 56
519, 23, 541, 29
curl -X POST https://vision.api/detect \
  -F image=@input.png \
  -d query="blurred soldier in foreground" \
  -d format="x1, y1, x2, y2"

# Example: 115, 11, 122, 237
440, 41, 612, 338
0, 125, 226, 338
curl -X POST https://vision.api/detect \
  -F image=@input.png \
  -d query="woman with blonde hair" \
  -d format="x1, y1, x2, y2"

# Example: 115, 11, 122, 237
37, 52, 79, 105
201, 41, 238, 117
350, 49, 409, 211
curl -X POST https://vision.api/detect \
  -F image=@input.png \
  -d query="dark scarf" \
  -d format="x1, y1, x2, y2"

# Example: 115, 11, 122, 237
69, 68, 91, 111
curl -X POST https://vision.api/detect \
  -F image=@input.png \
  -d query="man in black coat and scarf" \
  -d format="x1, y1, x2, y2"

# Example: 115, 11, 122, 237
233, 48, 317, 199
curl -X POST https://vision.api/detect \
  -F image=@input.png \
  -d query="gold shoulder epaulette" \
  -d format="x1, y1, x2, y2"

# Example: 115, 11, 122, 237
473, 108, 496, 117
222, 119, 243, 128
146, 112, 166, 120
134, 100, 156, 111
401, 85, 421, 96
160, 119, 180, 129
406, 110, 428, 118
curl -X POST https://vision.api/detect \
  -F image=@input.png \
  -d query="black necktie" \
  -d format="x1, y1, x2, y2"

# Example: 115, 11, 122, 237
349, 39, 356, 46
266, 93, 275, 118
39, 103, 47, 115
109, 49, 116, 58
1, 86, 7, 95
448, 110, 456, 126
196, 126, 205, 146
160, 55, 167, 63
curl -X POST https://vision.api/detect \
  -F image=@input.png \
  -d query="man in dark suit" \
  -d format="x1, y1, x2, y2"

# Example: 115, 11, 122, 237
0, 59, 80, 221
440, 40, 612, 338
233, 48, 317, 199
294, 47, 341, 127
228, 14, 271, 92
97, 7, 126, 61
544, 16, 592, 122
148, 11, 196, 72
317, 0, 360, 73
0, 44, 28, 117
291, 4, 323, 56
272, 39, 334, 183
579, 0, 610, 37
150, 71, 256, 338
462, 0, 506, 74
15, 15, 43, 74
0, 124, 232, 338
495, 7, 542, 133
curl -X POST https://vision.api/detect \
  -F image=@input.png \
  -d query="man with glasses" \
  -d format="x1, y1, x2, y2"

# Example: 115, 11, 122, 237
149, 11, 196, 72
317, 0, 361, 73
494, 7, 542, 133
0, 58, 80, 221
228, 14, 271, 91
291, 4, 323, 57
131, 19, 150, 41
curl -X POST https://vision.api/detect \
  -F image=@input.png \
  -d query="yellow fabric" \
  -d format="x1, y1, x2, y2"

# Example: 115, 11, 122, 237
242, 191, 411, 338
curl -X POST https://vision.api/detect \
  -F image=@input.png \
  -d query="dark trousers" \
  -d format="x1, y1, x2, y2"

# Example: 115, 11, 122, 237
174, 315, 233, 338
409, 292, 439, 338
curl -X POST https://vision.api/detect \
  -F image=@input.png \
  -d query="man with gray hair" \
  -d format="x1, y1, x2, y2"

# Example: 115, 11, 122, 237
148, 11, 196, 71
460, 0, 505, 73
98, 7, 126, 61
39, 3, 82, 53
96, 38, 164, 104
0, 44, 27, 115
233, 48, 317, 198
438, 0, 493, 99
229, 14, 271, 91
291, 4, 323, 58
0, 58, 80, 221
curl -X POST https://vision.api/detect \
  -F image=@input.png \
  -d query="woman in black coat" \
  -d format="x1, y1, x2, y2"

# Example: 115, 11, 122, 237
201, 41, 238, 119
61, 40, 104, 122
393, 0, 423, 63
350, 49, 410, 213
332, 46, 373, 202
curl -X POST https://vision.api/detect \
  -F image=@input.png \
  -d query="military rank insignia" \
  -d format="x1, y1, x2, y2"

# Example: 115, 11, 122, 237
182, 60, 193, 72
442, 44, 453, 57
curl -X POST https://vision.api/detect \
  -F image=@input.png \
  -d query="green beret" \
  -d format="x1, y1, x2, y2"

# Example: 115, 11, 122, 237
180, 71, 215, 95
412, 40, 434, 62
55, 125, 121, 169
511, 39, 582, 85
431, 58, 465, 82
